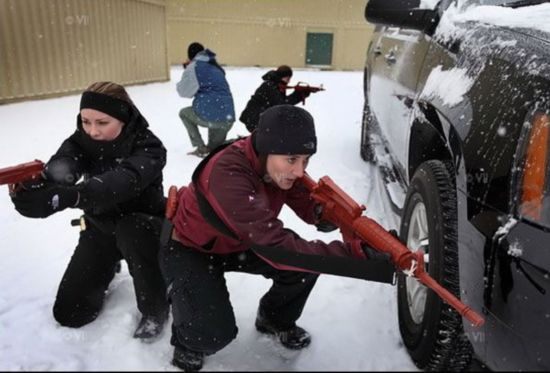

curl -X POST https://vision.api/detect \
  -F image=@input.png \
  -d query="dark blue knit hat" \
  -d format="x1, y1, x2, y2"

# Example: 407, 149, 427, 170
255, 105, 317, 155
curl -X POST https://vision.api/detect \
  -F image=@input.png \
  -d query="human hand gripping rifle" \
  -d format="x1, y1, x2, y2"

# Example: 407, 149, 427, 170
0, 160, 45, 195
285, 82, 325, 105
1, 160, 102, 232
301, 173, 485, 327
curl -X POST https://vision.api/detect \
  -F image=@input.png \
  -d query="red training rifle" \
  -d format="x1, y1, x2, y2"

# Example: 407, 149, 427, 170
301, 173, 485, 327
285, 82, 325, 105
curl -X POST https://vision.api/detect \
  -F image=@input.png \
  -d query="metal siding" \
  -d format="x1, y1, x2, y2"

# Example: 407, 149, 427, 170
1, 0, 168, 104
165, 0, 373, 70
1, 0, 371, 103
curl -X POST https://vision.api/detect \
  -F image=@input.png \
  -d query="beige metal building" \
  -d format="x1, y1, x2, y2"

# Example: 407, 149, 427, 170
166, 0, 372, 70
1, 0, 372, 104
0, 0, 168, 104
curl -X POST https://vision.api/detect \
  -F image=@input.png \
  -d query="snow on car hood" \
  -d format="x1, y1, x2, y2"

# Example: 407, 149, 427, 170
437, 2, 550, 42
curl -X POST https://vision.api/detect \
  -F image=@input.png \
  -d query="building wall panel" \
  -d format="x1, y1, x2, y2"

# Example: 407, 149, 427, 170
0, 0, 168, 103
166, 0, 373, 70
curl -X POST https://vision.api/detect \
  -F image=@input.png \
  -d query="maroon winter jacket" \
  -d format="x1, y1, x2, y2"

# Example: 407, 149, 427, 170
172, 136, 363, 269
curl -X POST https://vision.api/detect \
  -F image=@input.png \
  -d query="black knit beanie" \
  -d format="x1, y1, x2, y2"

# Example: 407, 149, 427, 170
276, 65, 293, 79
255, 105, 317, 155
188, 42, 204, 60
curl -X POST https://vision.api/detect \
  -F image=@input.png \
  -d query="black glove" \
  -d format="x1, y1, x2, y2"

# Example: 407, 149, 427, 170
314, 204, 338, 232
11, 183, 79, 218
362, 243, 393, 262
389, 229, 399, 240
316, 220, 338, 233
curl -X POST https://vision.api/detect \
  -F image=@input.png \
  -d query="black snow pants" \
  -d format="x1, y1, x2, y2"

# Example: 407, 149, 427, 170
159, 238, 319, 355
53, 213, 168, 327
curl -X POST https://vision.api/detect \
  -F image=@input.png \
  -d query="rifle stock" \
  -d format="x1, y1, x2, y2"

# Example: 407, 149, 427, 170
0, 160, 45, 194
301, 173, 485, 327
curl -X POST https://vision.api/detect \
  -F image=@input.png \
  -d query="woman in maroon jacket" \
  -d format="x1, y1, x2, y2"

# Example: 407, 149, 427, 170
159, 105, 395, 371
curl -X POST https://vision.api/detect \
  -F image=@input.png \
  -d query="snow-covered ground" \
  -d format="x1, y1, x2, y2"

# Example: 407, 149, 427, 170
0, 66, 415, 371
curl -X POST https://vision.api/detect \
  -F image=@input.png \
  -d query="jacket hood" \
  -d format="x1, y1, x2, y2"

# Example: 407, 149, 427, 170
262, 70, 283, 83
194, 49, 217, 63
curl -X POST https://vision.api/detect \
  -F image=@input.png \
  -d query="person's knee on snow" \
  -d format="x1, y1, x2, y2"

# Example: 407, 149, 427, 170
53, 288, 105, 328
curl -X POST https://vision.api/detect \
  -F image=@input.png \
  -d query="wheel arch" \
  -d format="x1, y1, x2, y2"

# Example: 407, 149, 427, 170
407, 103, 463, 183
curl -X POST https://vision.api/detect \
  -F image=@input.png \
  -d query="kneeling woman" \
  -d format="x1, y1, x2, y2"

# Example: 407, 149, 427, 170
11, 82, 169, 340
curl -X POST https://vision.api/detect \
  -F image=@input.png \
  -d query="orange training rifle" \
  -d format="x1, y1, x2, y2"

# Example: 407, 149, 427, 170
301, 173, 485, 327
0, 160, 45, 194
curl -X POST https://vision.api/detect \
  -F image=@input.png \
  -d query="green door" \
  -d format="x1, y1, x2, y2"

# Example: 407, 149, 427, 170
306, 32, 333, 66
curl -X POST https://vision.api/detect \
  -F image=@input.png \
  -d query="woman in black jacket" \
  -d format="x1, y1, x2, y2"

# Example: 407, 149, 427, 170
239, 65, 310, 133
11, 82, 169, 341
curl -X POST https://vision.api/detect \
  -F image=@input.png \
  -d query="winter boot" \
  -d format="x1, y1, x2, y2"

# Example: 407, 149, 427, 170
255, 314, 312, 350
133, 310, 168, 342
187, 145, 210, 158
172, 345, 205, 372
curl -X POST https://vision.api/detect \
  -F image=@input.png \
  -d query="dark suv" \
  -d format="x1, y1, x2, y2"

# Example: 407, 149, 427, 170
361, 0, 550, 370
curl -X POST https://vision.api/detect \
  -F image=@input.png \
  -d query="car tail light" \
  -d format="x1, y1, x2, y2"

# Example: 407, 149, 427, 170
519, 111, 550, 224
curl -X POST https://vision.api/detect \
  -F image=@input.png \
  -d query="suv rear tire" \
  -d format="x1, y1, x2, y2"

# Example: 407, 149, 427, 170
397, 160, 473, 371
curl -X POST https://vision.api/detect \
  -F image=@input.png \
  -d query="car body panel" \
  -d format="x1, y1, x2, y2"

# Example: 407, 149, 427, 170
368, 27, 432, 181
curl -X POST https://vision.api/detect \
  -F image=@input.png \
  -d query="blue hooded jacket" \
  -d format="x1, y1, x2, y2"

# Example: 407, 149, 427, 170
177, 49, 235, 123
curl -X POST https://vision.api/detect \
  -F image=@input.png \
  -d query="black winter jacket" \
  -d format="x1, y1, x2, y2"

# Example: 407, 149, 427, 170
239, 70, 304, 132
45, 106, 167, 220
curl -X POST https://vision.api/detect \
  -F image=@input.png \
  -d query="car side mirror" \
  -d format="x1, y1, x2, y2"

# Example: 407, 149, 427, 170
365, 0, 439, 36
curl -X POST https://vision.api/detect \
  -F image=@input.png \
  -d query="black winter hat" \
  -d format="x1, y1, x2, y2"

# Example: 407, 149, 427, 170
275, 65, 293, 79
187, 42, 204, 60
255, 105, 317, 155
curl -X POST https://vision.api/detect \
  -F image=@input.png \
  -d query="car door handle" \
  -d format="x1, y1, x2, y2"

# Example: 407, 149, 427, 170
384, 50, 397, 65
373, 46, 382, 56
